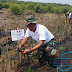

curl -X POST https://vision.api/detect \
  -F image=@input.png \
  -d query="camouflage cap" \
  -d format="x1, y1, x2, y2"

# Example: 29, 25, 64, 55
24, 15, 37, 26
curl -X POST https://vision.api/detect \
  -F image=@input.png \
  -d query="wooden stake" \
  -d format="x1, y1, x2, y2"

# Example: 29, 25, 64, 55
18, 41, 22, 64
24, 54, 25, 64
5, 61, 7, 72
57, 67, 58, 72
5, 29, 9, 59
17, 27, 22, 64
20, 52, 22, 63
10, 55, 12, 70
31, 37, 34, 55
1, 58, 4, 72
31, 37, 33, 48
27, 54, 29, 63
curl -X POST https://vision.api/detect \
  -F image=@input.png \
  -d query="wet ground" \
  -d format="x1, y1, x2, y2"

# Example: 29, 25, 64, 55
0, 8, 72, 72
0, 36, 72, 72
14, 36, 72, 72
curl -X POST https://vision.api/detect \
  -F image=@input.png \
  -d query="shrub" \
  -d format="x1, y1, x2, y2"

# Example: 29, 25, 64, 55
3, 3, 10, 8
50, 7, 64, 14
69, 8, 72, 12
26, 3, 35, 11
23, 10, 35, 15
20, 4, 25, 13
45, 5, 52, 12
62, 6, 70, 13
28, 67, 31, 72
35, 4, 42, 13
0, 2, 3, 9
10, 4, 22, 15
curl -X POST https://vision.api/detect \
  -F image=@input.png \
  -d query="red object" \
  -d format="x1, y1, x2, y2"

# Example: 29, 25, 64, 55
31, 16, 32, 18
71, 59, 72, 64
17, 31, 18, 33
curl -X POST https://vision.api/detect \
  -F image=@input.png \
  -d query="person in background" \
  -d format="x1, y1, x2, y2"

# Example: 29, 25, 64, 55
64, 12, 69, 21
68, 12, 72, 24
64, 12, 72, 24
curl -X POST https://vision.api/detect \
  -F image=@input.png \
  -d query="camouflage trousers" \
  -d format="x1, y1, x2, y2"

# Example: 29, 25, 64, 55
36, 39, 57, 59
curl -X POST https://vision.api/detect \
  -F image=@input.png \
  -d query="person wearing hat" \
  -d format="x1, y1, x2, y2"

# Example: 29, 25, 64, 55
64, 12, 69, 21
19, 15, 60, 64
68, 12, 72, 24
64, 12, 72, 24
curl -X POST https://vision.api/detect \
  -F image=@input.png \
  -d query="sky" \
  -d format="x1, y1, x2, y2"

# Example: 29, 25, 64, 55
19, 0, 72, 6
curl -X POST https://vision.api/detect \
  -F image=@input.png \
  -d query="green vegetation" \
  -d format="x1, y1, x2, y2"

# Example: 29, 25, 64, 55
28, 67, 38, 72
10, 4, 22, 15
57, 27, 62, 32
0, 2, 3, 9
58, 46, 65, 50
0, 2, 10, 9
0, 0, 72, 15
2, 3, 10, 8
0, 0, 17, 3
28, 67, 31, 72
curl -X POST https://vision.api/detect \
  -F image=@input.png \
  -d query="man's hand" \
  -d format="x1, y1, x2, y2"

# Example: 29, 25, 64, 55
22, 49, 30, 54
17, 48, 24, 52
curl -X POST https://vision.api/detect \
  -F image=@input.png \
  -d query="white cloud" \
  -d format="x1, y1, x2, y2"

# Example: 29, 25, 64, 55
19, 0, 72, 6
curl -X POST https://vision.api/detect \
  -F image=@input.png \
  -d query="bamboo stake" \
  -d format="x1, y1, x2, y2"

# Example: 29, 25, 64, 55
1, 58, 4, 72
20, 51, 22, 63
24, 54, 25, 64
31, 37, 34, 55
5, 29, 9, 59
31, 37, 33, 48
64, 18, 67, 33
45, 61, 49, 70
5, 60, 7, 72
18, 40, 22, 63
4, 20, 9, 59
57, 67, 58, 72
10, 55, 12, 70
19, 22, 22, 63
17, 39, 20, 64
17, 27, 22, 64
27, 54, 30, 63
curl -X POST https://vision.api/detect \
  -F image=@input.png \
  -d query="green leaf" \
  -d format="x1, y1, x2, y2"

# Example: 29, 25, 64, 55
28, 66, 31, 72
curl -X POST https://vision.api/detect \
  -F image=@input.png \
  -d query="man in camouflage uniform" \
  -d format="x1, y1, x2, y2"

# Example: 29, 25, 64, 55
18, 15, 60, 65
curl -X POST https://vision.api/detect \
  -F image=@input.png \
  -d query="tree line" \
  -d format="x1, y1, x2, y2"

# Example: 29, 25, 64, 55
0, 0, 72, 15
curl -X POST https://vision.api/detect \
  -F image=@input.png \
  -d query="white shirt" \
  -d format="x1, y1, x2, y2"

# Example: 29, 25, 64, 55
68, 13, 72, 19
25, 24, 54, 45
